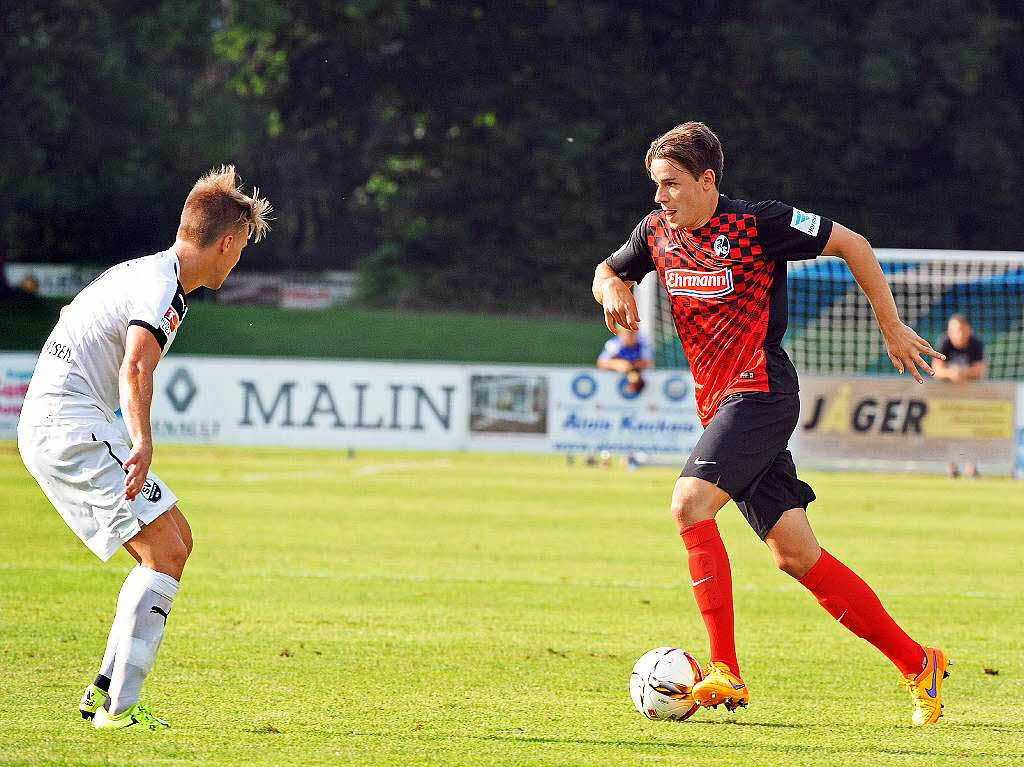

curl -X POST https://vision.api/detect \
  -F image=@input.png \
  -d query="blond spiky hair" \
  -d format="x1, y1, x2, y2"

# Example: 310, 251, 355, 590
178, 164, 272, 247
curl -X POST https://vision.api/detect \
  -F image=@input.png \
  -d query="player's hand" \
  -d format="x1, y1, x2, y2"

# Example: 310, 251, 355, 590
881, 322, 945, 383
601, 280, 640, 333
122, 441, 153, 501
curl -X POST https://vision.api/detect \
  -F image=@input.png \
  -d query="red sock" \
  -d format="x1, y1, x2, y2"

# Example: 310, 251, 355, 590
680, 519, 738, 676
799, 549, 924, 676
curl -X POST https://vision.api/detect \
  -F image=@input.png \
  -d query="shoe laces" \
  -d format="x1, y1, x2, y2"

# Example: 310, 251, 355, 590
898, 675, 936, 707
706, 661, 740, 681
132, 704, 165, 727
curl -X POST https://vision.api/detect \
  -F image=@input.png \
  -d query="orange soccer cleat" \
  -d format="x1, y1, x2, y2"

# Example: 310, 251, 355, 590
691, 661, 750, 711
900, 646, 951, 726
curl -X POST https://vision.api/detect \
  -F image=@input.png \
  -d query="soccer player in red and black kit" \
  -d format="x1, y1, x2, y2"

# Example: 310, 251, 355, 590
593, 122, 950, 726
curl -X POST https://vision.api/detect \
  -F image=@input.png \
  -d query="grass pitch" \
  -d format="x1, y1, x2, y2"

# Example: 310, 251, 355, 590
1, 444, 1021, 767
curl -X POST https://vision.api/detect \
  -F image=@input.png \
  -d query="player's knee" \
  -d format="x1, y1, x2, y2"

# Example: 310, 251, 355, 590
180, 526, 194, 559
173, 508, 193, 558
156, 539, 189, 577
670, 499, 714, 531
773, 549, 816, 579
170, 542, 189, 572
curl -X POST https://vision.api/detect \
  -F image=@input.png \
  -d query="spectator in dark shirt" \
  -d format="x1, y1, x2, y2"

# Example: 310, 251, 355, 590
933, 315, 985, 383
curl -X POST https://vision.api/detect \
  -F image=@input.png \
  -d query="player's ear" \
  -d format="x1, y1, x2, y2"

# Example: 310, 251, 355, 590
218, 232, 234, 254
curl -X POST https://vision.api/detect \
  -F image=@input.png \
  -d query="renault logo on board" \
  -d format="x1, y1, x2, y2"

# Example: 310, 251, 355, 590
166, 367, 198, 413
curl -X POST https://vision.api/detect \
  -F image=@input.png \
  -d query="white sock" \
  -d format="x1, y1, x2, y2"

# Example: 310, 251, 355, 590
106, 566, 179, 716
94, 570, 143, 693
94, 609, 122, 694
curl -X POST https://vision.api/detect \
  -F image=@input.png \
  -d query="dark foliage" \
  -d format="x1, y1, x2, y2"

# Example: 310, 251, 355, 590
3, 0, 1021, 314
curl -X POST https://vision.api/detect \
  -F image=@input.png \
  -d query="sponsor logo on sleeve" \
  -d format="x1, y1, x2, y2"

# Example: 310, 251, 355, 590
665, 268, 734, 298
790, 208, 821, 237
159, 306, 181, 336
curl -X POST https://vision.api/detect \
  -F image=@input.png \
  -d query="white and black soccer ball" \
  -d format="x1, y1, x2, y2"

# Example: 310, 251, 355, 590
629, 647, 704, 721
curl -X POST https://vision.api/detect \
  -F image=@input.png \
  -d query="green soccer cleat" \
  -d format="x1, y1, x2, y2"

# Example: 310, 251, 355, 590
79, 684, 109, 720
92, 703, 169, 731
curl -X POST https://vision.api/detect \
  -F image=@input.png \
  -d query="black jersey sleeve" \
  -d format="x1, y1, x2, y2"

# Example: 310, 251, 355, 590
605, 214, 655, 282
750, 200, 834, 262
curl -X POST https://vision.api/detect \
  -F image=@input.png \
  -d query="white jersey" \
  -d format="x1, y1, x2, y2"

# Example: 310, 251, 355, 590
20, 249, 188, 424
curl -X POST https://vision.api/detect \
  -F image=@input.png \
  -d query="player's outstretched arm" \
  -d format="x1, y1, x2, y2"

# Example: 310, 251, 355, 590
119, 326, 162, 501
822, 223, 945, 383
593, 261, 639, 333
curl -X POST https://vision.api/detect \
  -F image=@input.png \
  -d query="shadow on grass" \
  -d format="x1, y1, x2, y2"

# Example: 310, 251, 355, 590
473, 721, 805, 749
333, 728, 1023, 761
463, 731, 1022, 761
942, 722, 1024, 733
689, 720, 804, 729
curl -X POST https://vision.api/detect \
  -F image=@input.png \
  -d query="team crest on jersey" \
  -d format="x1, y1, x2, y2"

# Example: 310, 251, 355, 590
713, 235, 731, 257
160, 306, 181, 336
665, 267, 734, 298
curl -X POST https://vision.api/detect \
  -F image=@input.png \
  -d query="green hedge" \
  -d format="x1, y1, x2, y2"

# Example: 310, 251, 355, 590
1, 298, 613, 366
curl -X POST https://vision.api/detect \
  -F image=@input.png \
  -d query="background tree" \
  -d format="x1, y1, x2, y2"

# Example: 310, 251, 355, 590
2, 0, 1021, 314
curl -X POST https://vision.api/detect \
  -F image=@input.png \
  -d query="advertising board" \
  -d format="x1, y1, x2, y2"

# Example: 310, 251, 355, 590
0, 354, 700, 456
795, 375, 1017, 474
3, 352, 1018, 477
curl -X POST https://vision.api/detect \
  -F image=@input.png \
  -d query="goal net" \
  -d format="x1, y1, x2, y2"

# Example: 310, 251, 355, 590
636, 250, 1024, 379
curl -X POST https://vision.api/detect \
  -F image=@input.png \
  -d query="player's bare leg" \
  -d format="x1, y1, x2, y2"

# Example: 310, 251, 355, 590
91, 507, 190, 729
767, 508, 949, 725
762, 508, 820, 579
123, 505, 191, 580
670, 477, 750, 710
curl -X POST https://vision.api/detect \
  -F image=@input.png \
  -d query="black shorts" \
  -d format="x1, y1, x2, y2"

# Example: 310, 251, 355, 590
681, 391, 815, 540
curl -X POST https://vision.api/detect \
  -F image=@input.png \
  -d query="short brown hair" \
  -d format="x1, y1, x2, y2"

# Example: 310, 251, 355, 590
178, 165, 272, 247
645, 122, 724, 187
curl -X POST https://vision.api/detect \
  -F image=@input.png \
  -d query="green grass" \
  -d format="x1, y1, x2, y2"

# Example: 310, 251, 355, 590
1, 444, 1022, 766
1, 298, 611, 365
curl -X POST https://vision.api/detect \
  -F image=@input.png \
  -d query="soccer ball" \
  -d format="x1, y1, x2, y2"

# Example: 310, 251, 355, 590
629, 647, 704, 721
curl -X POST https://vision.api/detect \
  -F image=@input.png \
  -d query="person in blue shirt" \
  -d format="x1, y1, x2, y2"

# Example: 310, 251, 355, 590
597, 326, 653, 393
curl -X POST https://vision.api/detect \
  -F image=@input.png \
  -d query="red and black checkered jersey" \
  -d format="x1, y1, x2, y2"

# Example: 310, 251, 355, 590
606, 195, 833, 426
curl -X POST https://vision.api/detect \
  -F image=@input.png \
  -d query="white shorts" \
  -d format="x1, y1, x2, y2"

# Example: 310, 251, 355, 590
18, 420, 178, 561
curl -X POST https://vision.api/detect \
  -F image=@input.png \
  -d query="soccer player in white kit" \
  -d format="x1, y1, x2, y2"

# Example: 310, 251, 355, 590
18, 166, 271, 730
